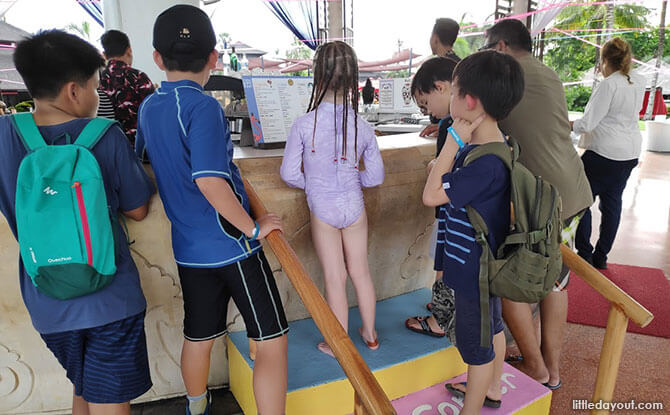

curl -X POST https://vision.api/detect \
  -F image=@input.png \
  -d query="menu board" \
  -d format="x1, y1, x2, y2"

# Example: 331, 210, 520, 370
242, 75, 313, 144
378, 78, 418, 113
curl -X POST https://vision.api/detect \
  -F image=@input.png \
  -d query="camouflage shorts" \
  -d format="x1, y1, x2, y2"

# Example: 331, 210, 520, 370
431, 279, 457, 345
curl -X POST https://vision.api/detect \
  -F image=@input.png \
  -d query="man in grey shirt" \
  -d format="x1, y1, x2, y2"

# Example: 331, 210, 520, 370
483, 19, 593, 390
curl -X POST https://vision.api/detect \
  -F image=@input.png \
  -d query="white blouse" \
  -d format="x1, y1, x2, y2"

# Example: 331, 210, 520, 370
573, 71, 646, 161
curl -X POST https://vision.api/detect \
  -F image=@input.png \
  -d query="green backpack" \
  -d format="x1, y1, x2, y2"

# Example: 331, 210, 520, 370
463, 137, 563, 347
12, 113, 117, 300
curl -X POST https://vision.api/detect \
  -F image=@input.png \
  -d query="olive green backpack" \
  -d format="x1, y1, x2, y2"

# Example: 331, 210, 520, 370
463, 137, 563, 347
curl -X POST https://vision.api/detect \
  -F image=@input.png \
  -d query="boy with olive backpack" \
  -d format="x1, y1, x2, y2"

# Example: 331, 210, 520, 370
422, 50, 562, 414
0, 30, 155, 414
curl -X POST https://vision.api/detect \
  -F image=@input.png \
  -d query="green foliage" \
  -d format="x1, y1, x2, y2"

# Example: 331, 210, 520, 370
387, 69, 409, 78
452, 21, 486, 59
218, 32, 231, 49
620, 30, 670, 62
564, 85, 592, 112
282, 37, 314, 76
543, 4, 654, 82
453, 38, 471, 59
285, 37, 313, 60
65, 21, 90, 39
15, 100, 34, 113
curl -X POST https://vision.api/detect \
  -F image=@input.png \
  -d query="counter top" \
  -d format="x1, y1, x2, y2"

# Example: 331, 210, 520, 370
233, 132, 434, 160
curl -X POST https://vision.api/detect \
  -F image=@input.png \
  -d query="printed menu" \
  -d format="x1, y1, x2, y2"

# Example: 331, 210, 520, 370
242, 75, 313, 144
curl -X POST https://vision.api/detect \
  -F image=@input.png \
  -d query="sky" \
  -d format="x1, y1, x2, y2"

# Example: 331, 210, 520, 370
3, 0, 664, 62
3, 0, 496, 61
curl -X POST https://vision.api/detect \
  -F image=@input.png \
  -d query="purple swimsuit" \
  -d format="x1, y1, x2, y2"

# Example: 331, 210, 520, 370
280, 103, 385, 229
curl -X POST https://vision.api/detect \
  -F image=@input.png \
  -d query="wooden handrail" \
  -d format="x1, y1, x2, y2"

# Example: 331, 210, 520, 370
243, 179, 396, 415
560, 244, 655, 415
560, 245, 653, 327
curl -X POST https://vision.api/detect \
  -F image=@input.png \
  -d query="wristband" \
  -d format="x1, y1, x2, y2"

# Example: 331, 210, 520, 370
250, 221, 260, 240
448, 126, 465, 149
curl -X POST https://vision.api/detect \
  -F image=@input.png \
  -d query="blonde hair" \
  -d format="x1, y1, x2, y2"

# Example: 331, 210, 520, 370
601, 37, 633, 83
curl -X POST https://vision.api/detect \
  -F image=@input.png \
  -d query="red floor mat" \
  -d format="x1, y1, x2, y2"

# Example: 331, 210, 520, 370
567, 263, 670, 338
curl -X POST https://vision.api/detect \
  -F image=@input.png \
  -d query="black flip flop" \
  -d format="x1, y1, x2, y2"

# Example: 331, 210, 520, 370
405, 316, 445, 338
543, 380, 562, 390
445, 382, 502, 409
505, 354, 524, 363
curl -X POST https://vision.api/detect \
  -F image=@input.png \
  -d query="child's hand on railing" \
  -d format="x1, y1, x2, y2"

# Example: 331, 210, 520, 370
257, 213, 283, 239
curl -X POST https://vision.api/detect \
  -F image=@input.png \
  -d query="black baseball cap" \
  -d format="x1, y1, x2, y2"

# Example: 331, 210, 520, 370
153, 5, 216, 60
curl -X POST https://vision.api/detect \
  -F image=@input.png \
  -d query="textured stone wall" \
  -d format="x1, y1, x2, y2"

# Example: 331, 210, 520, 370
0, 138, 436, 414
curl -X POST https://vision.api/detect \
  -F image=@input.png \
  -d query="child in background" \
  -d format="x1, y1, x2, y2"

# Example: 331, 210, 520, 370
280, 41, 384, 356
422, 50, 524, 414
0, 30, 154, 414
136, 6, 288, 415
406, 56, 459, 341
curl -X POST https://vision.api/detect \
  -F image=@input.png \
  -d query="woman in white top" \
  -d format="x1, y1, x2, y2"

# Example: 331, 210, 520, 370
571, 37, 644, 269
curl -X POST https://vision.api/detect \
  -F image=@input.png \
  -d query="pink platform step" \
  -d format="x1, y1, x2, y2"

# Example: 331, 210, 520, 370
391, 363, 551, 415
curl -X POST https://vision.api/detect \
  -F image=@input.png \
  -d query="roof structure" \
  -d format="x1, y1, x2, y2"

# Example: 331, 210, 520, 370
224, 41, 267, 57
0, 21, 30, 43
0, 49, 25, 91
0, 21, 29, 91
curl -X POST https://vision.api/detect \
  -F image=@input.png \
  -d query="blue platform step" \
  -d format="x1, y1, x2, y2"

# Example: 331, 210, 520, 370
227, 288, 550, 415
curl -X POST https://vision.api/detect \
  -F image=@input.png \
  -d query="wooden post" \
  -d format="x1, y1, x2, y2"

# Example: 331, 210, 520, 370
591, 305, 628, 415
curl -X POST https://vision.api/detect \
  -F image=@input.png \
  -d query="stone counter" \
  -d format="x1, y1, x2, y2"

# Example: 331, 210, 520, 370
0, 133, 437, 414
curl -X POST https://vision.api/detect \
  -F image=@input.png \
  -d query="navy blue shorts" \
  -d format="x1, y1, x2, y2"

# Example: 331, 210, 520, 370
40, 311, 152, 404
454, 294, 505, 365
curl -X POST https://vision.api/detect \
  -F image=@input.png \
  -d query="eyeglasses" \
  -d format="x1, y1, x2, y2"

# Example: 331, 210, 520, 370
478, 41, 499, 51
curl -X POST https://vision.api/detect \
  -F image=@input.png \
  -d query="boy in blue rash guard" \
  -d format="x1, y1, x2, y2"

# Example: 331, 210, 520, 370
136, 5, 288, 415
422, 50, 524, 415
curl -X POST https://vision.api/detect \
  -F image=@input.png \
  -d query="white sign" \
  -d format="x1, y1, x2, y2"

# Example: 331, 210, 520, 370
378, 78, 418, 113
242, 75, 313, 144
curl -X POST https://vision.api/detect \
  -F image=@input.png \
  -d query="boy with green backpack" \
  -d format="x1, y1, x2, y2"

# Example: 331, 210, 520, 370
422, 50, 561, 415
0, 30, 155, 414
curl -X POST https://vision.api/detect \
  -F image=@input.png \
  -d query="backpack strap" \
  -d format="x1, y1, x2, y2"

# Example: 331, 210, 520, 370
464, 206, 493, 347
11, 113, 47, 151
463, 141, 514, 169
74, 118, 117, 149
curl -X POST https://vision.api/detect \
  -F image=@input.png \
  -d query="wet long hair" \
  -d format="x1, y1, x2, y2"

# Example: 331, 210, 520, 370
306, 41, 360, 167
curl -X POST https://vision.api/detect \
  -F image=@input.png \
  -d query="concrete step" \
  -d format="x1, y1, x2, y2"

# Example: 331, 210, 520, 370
227, 289, 550, 415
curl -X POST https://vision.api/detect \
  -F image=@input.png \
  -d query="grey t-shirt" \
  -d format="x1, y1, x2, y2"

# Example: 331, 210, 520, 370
499, 54, 593, 220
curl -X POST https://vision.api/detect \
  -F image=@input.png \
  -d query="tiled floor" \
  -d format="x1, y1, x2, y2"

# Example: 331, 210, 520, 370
131, 389, 242, 415
548, 149, 670, 415
133, 150, 670, 415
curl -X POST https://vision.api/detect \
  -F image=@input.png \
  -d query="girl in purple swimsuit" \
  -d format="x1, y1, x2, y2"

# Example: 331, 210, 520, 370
280, 41, 385, 356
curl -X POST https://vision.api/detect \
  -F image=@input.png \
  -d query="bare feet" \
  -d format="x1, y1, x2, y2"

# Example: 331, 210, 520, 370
513, 358, 550, 385
317, 342, 335, 358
